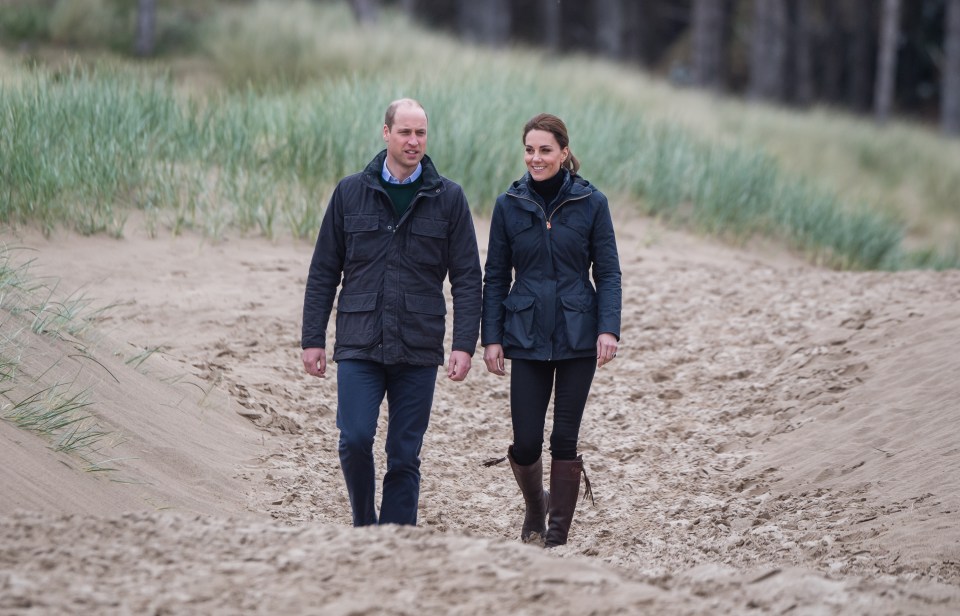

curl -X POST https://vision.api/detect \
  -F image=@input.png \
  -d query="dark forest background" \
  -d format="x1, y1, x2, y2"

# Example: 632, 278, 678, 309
355, 0, 960, 135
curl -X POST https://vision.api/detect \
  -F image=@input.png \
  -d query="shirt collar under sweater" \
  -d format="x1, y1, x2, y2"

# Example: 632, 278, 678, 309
382, 160, 423, 185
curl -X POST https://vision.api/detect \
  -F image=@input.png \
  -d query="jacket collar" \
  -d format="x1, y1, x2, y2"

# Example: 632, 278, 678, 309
364, 149, 443, 193
506, 169, 592, 205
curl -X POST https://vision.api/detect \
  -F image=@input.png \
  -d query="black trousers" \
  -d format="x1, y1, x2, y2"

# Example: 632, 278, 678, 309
510, 356, 597, 466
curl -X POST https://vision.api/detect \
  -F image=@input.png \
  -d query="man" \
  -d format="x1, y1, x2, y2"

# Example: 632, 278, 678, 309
301, 98, 482, 527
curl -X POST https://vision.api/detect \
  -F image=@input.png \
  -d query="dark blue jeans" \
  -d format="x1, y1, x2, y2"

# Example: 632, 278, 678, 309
336, 360, 437, 527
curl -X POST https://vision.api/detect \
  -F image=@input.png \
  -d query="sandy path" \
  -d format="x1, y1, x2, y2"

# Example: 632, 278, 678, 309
1, 214, 958, 614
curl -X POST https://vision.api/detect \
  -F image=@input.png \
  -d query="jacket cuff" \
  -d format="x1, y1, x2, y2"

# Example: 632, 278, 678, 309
451, 343, 476, 356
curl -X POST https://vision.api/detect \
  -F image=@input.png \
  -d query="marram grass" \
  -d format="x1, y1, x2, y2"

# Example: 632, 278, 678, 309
1, 0, 956, 270
0, 244, 119, 469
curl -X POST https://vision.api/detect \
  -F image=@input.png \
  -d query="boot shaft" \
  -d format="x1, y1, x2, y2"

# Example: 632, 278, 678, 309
508, 446, 546, 508
508, 446, 549, 544
545, 456, 584, 547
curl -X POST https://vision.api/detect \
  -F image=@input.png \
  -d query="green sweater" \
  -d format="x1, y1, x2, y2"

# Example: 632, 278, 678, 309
379, 175, 423, 218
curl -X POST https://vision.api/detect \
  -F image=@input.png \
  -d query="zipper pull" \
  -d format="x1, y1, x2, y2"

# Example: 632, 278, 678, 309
546, 221, 552, 230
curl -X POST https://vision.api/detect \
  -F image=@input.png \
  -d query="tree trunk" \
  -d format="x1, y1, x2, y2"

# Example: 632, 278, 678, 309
691, 0, 727, 91
595, 0, 623, 59
560, 0, 593, 52
873, 0, 900, 124
348, 0, 379, 25
460, 0, 510, 45
458, 0, 478, 41
791, 0, 814, 106
943, 0, 960, 135
540, 0, 561, 51
821, 0, 846, 104
405, 0, 455, 29
624, 0, 639, 61
847, 0, 875, 111
135, 0, 156, 57
748, 0, 768, 100
749, 0, 788, 102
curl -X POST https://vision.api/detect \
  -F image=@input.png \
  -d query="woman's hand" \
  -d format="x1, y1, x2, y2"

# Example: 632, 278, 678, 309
596, 333, 618, 368
483, 344, 506, 376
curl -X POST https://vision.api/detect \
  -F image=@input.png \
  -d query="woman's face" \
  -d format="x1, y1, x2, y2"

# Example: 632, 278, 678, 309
524, 129, 568, 181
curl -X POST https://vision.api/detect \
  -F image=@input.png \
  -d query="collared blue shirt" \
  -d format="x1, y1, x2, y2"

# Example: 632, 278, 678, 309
382, 160, 422, 185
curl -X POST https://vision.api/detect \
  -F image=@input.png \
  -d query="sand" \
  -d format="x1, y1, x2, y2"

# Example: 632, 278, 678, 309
1, 213, 958, 615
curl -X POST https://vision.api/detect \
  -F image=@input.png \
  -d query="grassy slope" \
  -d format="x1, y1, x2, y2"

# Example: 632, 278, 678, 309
1, 0, 958, 269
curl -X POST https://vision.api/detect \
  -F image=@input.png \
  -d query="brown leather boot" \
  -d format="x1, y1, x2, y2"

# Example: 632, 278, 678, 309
545, 456, 586, 548
507, 446, 549, 545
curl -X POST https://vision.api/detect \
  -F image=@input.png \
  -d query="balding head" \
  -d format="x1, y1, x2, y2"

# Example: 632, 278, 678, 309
384, 98, 428, 129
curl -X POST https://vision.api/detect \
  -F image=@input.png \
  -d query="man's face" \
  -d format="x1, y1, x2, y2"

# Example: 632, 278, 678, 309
383, 105, 428, 180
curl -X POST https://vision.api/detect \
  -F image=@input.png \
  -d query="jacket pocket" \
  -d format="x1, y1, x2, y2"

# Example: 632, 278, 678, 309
502, 294, 536, 350
344, 214, 380, 262
507, 215, 534, 239
335, 291, 380, 347
560, 294, 598, 351
558, 206, 592, 239
407, 217, 448, 265
401, 292, 447, 349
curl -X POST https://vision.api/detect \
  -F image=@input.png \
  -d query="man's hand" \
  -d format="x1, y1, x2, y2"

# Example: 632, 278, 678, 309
447, 350, 472, 381
302, 347, 327, 378
483, 343, 505, 376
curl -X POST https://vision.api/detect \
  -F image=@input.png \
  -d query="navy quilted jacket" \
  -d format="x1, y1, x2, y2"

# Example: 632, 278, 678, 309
481, 170, 622, 361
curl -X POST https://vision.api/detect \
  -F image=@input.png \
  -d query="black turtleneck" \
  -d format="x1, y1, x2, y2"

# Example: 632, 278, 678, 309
530, 170, 564, 213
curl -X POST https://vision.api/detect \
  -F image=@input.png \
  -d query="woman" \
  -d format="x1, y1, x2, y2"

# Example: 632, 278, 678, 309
482, 113, 622, 547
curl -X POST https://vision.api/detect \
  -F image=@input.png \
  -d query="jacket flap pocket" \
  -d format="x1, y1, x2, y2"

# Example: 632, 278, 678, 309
503, 294, 535, 313
411, 217, 448, 238
560, 294, 591, 312
337, 291, 379, 313
509, 216, 534, 235
405, 292, 447, 316
345, 214, 379, 232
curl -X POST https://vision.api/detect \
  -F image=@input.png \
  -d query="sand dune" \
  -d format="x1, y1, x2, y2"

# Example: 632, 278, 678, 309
1, 215, 958, 615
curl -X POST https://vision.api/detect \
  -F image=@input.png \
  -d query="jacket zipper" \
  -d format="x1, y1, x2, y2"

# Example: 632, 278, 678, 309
514, 192, 590, 363
516, 193, 590, 229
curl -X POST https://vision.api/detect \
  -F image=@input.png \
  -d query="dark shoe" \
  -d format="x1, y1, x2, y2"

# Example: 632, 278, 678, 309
545, 456, 589, 548
508, 446, 549, 545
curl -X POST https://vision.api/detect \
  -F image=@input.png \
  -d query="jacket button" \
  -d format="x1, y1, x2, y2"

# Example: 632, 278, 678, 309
387, 225, 393, 231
